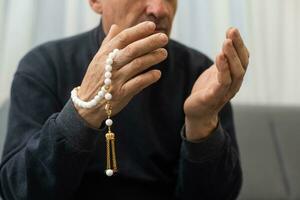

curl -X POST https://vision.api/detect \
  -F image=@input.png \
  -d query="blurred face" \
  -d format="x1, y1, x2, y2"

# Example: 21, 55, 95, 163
90, 0, 177, 36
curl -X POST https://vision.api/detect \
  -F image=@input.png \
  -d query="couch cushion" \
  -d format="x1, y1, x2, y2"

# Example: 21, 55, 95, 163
270, 107, 300, 199
234, 104, 300, 200
0, 100, 9, 160
234, 105, 287, 199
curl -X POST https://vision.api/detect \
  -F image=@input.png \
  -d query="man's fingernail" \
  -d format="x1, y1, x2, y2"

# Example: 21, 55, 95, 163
220, 56, 225, 63
221, 55, 227, 63
159, 33, 168, 42
226, 39, 233, 46
147, 21, 156, 29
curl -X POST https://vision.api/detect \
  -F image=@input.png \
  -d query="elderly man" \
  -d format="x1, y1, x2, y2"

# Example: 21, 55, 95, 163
0, 0, 249, 199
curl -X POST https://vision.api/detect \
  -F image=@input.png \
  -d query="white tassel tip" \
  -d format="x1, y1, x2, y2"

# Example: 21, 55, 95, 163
105, 169, 114, 176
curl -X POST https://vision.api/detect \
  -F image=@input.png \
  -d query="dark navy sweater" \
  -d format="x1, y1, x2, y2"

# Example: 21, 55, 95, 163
0, 24, 242, 200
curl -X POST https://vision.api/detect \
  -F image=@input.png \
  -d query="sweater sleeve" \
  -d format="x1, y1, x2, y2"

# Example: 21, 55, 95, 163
175, 102, 242, 200
0, 70, 105, 199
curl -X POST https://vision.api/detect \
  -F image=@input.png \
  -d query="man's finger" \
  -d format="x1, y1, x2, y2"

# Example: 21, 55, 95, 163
107, 21, 156, 51
114, 33, 168, 69
121, 70, 161, 97
119, 48, 167, 82
223, 39, 245, 98
102, 24, 122, 45
215, 53, 232, 96
226, 28, 249, 70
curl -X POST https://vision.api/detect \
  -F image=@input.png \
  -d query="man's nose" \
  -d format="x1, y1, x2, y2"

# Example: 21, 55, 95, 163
146, 0, 168, 18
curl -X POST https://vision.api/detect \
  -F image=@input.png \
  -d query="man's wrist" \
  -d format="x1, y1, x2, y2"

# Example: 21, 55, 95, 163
75, 105, 105, 129
185, 115, 219, 141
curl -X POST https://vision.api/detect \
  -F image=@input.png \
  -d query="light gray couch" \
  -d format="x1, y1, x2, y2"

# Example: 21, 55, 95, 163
0, 101, 9, 162
0, 100, 299, 199
235, 105, 300, 200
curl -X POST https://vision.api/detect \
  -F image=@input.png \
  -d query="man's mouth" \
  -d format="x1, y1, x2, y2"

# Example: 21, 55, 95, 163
154, 27, 167, 34
137, 19, 169, 35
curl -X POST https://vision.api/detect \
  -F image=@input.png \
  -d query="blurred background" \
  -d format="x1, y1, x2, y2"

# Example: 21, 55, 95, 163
0, 0, 299, 199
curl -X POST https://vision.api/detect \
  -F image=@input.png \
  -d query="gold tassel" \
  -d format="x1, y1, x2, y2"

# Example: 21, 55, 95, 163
104, 103, 118, 176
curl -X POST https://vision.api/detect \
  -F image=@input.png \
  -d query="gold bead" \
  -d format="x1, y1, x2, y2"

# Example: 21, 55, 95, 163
105, 132, 115, 140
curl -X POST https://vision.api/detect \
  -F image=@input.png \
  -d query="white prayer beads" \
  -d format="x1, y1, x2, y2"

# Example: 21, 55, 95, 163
105, 119, 113, 126
71, 49, 119, 109
71, 49, 120, 177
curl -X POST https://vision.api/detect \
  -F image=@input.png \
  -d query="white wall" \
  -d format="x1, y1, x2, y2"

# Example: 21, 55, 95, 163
0, 0, 299, 106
